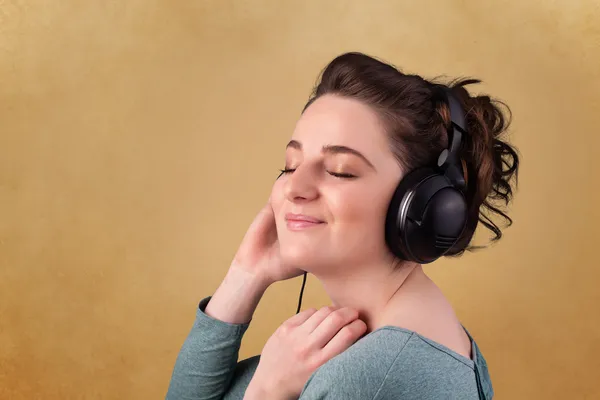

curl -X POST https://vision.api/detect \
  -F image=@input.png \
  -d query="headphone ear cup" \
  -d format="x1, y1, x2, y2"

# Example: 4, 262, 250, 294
385, 168, 468, 263
385, 168, 438, 260
403, 185, 468, 263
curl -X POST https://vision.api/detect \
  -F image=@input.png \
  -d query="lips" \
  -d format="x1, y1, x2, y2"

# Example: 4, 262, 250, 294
284, 213, 325, 231
284, 213, 325, 223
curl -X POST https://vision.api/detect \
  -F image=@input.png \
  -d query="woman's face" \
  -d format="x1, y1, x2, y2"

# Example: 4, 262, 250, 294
270, 94, 403, 275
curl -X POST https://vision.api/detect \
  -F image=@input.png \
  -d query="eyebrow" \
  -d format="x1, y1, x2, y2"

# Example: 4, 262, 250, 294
286, 140, 376, 170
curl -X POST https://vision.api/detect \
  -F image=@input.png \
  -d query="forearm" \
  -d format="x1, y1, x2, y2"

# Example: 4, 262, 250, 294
205, 265, 271, 324
165, 267, 271, 400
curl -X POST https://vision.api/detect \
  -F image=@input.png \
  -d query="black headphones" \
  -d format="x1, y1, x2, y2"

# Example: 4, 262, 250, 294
384, 87, 468, 264
277, 87, 469, 313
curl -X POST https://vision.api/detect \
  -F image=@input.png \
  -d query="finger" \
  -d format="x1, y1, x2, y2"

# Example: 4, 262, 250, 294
299, 306, 340, 334
258, 201, 275, 226
307, 308, 359, 349
246, 202, 276, 239
268, 190, 274, 207
283, 307, 319, 328
319, 319, 367, 362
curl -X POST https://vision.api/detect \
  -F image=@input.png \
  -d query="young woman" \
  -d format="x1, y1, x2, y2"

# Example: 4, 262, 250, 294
166, 52, 519, 400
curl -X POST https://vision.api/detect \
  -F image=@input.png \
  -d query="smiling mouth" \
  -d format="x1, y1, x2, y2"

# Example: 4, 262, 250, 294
285, 219, 326, 231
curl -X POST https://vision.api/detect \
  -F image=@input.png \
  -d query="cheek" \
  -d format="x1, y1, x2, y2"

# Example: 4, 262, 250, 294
325, 186, 390, 257
328, 185, 390, 224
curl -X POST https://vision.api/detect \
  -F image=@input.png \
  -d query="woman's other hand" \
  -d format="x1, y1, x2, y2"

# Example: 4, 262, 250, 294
244, 305, 367, 399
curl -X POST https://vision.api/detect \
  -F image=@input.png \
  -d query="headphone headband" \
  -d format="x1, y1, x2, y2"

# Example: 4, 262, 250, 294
437, 87, 467, 190
444, 87, 466, 153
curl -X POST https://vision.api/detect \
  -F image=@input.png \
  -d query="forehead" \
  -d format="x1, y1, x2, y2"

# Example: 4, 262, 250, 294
291, 95, 392, 162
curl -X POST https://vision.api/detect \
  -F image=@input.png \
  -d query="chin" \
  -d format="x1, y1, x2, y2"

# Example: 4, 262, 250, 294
279, 242, 324, 271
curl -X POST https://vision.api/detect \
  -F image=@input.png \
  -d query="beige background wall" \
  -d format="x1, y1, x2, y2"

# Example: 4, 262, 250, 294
1, 1, 599, 399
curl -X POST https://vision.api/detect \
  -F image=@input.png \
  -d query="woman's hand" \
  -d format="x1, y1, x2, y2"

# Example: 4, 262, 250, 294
244, 305, 368, 399
230, 196, 306, 285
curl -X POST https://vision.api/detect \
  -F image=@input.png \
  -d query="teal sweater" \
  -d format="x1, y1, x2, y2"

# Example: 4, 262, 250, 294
165, 296, 494, 399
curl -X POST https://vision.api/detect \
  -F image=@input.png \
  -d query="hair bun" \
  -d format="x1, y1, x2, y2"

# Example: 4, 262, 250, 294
447, 80, 520, 253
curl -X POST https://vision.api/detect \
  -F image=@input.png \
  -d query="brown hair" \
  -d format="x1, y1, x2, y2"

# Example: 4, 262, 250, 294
303, 52, 519, 256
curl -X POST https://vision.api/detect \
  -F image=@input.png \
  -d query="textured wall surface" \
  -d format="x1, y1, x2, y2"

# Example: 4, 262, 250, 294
1, 1, 599, 399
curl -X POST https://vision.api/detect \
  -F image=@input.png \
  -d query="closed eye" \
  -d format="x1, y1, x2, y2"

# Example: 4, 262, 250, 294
329, 172, 356, 178
278, 168, 357, 179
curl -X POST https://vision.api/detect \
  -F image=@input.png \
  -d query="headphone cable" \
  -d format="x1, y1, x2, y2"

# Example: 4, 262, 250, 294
296, 271, 307, 314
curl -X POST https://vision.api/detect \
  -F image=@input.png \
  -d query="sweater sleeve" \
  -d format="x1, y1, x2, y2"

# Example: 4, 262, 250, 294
165, 296, 256, 400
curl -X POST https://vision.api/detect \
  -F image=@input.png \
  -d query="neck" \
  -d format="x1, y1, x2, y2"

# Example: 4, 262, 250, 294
312, 259, 424, 335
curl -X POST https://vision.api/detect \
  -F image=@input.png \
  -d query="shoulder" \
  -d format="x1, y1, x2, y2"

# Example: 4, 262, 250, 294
299, 328, 481, 400
373, 329, 484, 399
298, 328, 413, 399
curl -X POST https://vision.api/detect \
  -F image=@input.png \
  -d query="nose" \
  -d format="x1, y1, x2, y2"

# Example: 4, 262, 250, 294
283, 164, 319, 202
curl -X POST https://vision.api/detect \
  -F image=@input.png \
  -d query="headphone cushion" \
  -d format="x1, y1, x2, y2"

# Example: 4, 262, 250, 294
385, 167, 468, 263
385, 167, 439, 259
403, 185, 468, 263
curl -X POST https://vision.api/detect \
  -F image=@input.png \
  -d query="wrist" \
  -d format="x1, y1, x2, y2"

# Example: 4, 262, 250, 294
227, 262, 273, 290
204, 267, 271, 324
226, 264, 273, 292
243, 381, 268, 400
244, 380, 293, 400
